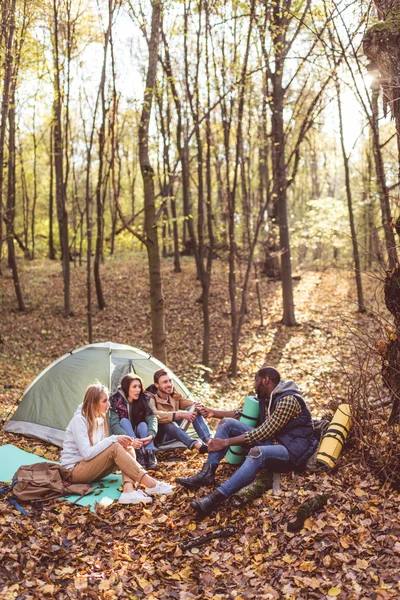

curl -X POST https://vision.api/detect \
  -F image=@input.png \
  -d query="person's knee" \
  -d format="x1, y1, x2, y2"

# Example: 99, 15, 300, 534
112, 442, 129, 459
219, 417, 236, 428
137, 422, 148, 435
248, 446, 261, 458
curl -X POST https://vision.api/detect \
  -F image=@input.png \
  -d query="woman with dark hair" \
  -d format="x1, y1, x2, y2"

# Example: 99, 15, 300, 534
109, 374, 158, 470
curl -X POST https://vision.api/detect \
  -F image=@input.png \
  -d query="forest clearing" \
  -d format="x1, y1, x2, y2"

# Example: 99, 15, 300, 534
1, 256, 399, 599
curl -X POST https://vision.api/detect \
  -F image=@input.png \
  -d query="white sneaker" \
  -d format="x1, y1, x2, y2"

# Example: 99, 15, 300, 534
119, 490, 152, 504
145, 481, 175, 495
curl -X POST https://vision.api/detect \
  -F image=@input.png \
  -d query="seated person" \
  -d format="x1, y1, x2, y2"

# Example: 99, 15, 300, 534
109, 374, 158, 470
176, 367, 317, 518
60, 384, 174, 505
147, 369, 211, 453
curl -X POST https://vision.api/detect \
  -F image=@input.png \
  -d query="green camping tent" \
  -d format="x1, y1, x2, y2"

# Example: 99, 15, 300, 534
4, 342, 194, 447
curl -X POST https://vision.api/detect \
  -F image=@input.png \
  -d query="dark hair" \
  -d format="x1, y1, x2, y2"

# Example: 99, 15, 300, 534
153, 368, 169, 384
256, 367, 281, 385
120, 374, 152, 428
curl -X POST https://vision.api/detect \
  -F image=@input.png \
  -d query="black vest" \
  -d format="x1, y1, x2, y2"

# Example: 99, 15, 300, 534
269, 390, 317, 466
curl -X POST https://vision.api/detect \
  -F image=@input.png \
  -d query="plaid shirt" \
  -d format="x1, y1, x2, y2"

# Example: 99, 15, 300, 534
242, 396, 301, 444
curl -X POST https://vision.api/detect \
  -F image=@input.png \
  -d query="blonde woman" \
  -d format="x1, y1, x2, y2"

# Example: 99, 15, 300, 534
60, 384, 174, 504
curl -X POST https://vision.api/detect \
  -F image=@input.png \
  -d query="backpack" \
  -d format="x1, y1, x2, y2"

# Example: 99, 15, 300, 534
304, 417, 331, 472
0, 462, 94, 514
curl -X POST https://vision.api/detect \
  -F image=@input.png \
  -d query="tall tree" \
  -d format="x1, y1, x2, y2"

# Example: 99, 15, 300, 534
52, 0, 71, 316
363, 0, 400, 178
0, 0, 16, 273
335, 76, 366, 312
139, 0, 166, 362
94, 0, 116, 311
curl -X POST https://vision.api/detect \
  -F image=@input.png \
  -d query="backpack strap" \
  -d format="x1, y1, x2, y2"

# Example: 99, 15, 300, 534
0, 475, 18, 496
8, 497, 29, 515
70, 487, 94, 505
62, 481, 94, 502
1, 475, 29, 514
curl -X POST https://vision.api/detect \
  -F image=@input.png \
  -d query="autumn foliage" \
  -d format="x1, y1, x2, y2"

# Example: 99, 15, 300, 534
1, 257, 400, 599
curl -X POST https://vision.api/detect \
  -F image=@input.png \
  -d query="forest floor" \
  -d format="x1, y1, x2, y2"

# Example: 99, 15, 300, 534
0, 254, 399, 600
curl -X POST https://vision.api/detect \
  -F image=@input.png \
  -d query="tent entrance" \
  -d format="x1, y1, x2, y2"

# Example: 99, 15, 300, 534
110, 357, 134, 391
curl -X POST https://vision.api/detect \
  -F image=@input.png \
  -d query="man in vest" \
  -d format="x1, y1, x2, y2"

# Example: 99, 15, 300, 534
176, 366, 317, 518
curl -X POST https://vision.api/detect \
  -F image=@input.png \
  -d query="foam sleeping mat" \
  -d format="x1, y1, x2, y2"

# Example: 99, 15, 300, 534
0, 444, 122, 510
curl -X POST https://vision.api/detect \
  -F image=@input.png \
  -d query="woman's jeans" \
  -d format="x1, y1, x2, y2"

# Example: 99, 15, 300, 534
120, 418, 156, 450
206, 418, 291, 498
156, 411, 211, 449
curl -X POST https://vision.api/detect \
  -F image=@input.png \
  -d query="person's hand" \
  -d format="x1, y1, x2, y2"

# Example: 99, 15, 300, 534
202, 407, 215, 418
130, 438, 143, 450
194, 402, 213, 417
176, 410, 196, 422
140, 436, 153, 446
207, 437, 228, 452
116, 435, 133, 448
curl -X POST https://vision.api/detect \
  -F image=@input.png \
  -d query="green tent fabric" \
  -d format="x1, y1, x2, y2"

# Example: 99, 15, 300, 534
0, 444, 123, 511
4, 342, 194, 447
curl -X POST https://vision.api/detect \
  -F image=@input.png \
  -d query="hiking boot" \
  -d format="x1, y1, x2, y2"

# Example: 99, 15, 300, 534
176, 463, 217, 489
191, 490, 225, 518
198, 443, 209, 455
145, 450, 158, 470
192, 441, 208, 454
136, 450, 146, 469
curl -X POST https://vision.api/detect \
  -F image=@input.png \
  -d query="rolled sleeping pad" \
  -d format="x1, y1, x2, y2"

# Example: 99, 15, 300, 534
226, 396, 260, 465
316, 404, 352, 469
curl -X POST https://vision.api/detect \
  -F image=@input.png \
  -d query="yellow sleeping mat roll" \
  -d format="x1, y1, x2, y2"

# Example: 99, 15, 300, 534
316, 404, 352, 469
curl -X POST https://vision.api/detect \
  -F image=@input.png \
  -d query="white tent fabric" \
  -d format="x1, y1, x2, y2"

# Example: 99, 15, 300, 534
4, 342, 194, 447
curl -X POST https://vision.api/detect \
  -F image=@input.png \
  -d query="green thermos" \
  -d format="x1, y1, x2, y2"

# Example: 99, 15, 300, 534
225, 395, 259, 465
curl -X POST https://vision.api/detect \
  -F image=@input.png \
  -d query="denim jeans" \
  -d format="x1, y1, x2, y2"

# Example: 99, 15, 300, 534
191, 413, 211, 443
156, 411, 211, 449
120, 418, 156, 450
207, 419, 254, 465
206, 418, 291, 498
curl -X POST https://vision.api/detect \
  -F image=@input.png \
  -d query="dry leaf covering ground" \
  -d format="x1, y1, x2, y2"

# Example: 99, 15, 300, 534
0, 255, 399, 600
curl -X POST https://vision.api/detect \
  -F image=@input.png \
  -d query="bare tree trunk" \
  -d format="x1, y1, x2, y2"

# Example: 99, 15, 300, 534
184, 0, 216, 371
6, 86, 25, 311
364, 1, 400, 180
139, 0, 166, 363
17, 140, 32, 259
31, 99, 38, 260
370, 81, 398, 269
48, 124, 56, 259
52, 0, 70, 316
270, 45, 296, 323
94, 1, 114, 311
336, 79, 366, 312
228, 3, 255, 375
0, 0, 16, 273
363, 0, 400, 421
109, 19, 120, 258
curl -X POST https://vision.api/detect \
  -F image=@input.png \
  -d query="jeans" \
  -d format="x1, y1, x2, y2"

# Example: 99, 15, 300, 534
120, 418, 156, 450
156, 411, 211, 449
191, 413, 211, 443
206, 418, 291, 498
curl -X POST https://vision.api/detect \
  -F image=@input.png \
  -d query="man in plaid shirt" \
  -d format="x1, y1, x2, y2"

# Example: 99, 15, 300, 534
176, 366, 317, 518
